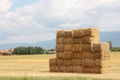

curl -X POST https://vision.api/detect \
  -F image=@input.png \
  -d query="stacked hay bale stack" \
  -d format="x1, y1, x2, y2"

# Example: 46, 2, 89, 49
49, 28, 111, 74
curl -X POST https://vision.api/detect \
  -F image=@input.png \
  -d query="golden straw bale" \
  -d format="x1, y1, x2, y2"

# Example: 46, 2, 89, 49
58, 66, 66, 72
56, 52, 65, 59
57, 30, 64, 38
65, 66, 73, 72
73, 52, 83, 59
83, 36, 100, 44
64, 38, 73, 44
72, 29, 84, 38
72, 44, 82, 52
64, 44, 73, 51
64, 52, 74, 59
49, 66, 59, 72
57, 38, 64, 44
72, 59, 82, 66
73, 66, 82, 73
82, 59, 94, 67
56, 44, 64, 52
57, 59, 64, 66
94, 59, 111, 67
49, 58, 57, 66
83, 52, 93, 59
64, 30, 72, 38
83, 28, 99, 37
73, 38, 83, 44
82, 44, 92, 52
63, 59, 72, 66
93, 67, 110, 74
82, 67, 94, 73
93, 42, 110, 52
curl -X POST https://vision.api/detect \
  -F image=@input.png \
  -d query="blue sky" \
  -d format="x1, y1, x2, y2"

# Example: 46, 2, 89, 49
0, 0, 120, 44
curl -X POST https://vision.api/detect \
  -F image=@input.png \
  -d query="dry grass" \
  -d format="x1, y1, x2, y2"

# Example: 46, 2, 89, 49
0, 52, 120, 80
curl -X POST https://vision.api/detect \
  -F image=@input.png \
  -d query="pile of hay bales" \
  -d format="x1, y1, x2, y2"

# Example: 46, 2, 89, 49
49, 28, 111, 73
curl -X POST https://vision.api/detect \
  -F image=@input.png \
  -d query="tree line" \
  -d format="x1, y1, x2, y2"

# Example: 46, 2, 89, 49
13, 46, 45, 55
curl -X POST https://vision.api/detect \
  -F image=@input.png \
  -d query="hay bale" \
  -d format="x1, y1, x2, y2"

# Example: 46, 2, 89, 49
72, 59, 82, 66
83, 28, 99, 37
83, 36, 100, 44
58, 66, 66, 72
64, 38, 73, 44
63, 59, 72, 66
73, 52, 83, 59
57, 59, 64, 66
82, 67, 94, 73
49, 66, 59, 72
64, 44, 73, 51
65, 66, 73, 72
56, 44, 64, 52
57, 30, 64, 38
72, 29, 84, 38
93, 67, 110, 74
94, 59, 111, 67
93, 51, 111, 60
56, 52, 65, 59
64, 30, 72, 38
49, 58, 57, 66
82, 44, 92, 52
64, 52, 74, 59
82, 59, 94, 67
73, 66, 82, 73
73, 38, 83, 44
57, 38, 64, 44
83, 52, 93, 59
72, 44, 82, 52
93, 42, 110, 52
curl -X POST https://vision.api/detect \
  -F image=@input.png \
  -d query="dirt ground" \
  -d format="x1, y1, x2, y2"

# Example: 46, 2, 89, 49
0, 52, 120, 80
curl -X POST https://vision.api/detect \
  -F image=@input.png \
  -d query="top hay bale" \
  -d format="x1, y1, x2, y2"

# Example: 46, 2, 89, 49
64, 30, 72, 38
57, 30, 64, 38
72, 28, 99, 38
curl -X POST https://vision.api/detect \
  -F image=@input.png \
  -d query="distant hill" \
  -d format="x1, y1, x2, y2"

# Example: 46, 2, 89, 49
0, 31, 119, 49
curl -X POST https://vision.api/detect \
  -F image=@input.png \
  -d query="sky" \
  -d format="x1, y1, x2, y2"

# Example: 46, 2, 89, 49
0, 0, 120, 44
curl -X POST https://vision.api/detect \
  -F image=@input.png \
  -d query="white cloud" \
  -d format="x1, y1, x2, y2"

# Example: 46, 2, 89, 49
0, 0, 11, 12
0, 0, 119, 44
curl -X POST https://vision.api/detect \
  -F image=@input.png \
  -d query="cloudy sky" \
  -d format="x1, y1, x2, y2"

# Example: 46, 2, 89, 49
0, 0, 119, 44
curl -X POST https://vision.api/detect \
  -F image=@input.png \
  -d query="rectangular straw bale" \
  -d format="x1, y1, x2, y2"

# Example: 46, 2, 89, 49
58, 66, 66, 72
65, 44, 73, 51
64, 30, 72, 38
57, 38, 64, 44
49, 58, 57, 66
82, 67, 94, 73
64, 38, 73, 44
93, 51, 111, 60
83, 28, 99, 37
73, 66, 82, 73
94, 59, 111, 67
83, 36, 100, 44
56, 44, 64, 52
72, 44, 82, 52
56, 52, 65, 59
72, 59, 82, 66
63, 59, 72, 66
49, 66, 59, 72
83, 52, 93, 59
65, 66, 72, 72
93, 42, 110, 52
57, 30, 64, 38
73, 52, 83, 59
57, 59, 64, 66
93, 67, 110, 74
73, 38, 83, 44
64, 52, 73, 59
72, 29, 84, 38
82, 44, 92, 52
82, 59, 94, 67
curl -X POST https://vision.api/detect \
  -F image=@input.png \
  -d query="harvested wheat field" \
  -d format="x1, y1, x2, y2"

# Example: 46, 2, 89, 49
0, 52, 120, 80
